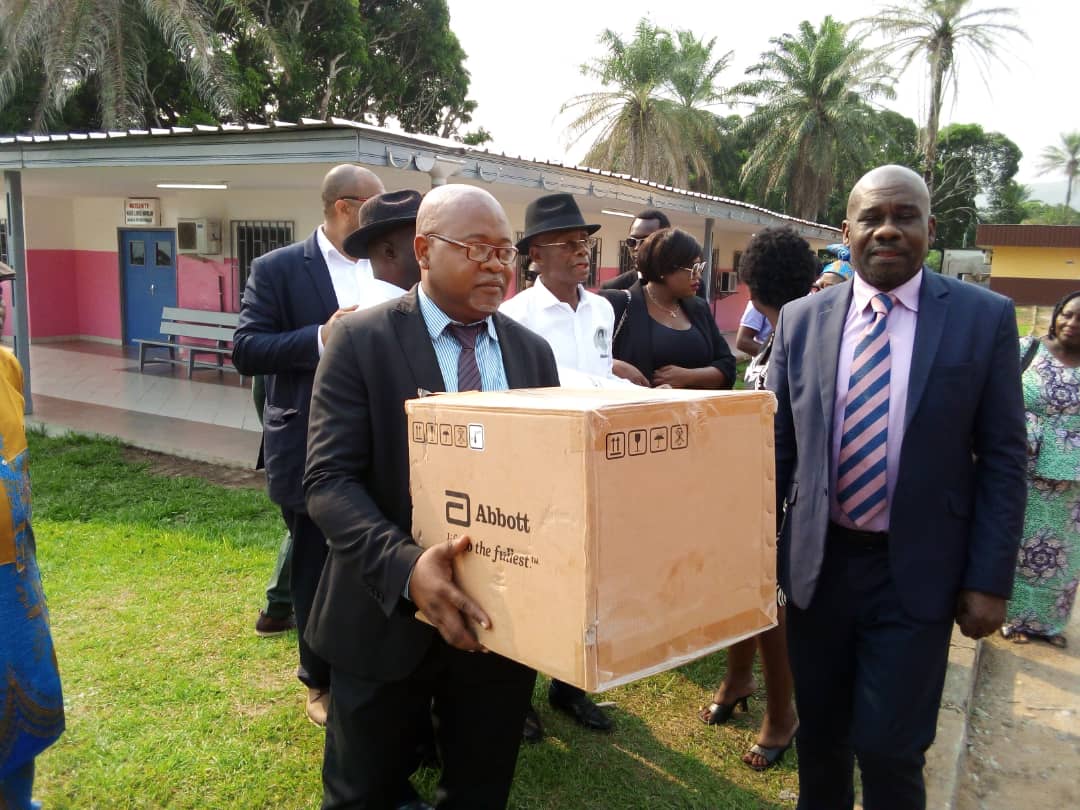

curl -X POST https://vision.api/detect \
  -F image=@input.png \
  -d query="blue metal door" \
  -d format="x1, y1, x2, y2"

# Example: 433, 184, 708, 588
121, 230, 177, 344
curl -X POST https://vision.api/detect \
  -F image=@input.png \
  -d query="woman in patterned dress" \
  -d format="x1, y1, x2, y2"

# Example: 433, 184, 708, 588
0, 287, 65, 808
1002, 291, 1080, 648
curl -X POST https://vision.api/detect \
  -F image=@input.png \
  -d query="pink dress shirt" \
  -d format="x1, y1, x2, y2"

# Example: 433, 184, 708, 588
829, 270, 923, 532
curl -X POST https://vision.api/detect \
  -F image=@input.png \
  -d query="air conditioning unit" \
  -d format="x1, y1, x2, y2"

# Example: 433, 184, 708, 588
177, 218, 222, 254
716, 270, 738, 294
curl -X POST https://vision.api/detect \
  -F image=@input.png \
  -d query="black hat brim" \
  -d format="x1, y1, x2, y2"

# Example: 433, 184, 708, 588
515, 222, 601, 254
343, 215, 418, 259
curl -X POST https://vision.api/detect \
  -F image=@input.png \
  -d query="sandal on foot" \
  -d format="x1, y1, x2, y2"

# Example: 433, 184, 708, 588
1001, 627, 1030, 644
744, 736, 795, 772
698, 694, 751, 725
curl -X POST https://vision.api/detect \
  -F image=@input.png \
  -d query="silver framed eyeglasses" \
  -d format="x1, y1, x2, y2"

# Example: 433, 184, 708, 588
534, 237, 599, 253
425, 233, 519, 265
678, 262, 707, 277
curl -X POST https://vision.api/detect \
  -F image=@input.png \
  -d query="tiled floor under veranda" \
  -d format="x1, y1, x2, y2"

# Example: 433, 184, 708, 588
19, 341, 262, 468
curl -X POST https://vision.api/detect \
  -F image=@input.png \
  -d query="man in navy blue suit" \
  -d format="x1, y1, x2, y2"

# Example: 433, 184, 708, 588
768, 165, 1026, 809
233, 164, 389, 727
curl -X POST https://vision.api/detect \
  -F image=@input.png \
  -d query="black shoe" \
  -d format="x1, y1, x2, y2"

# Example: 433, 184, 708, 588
254, 610, 295, 637
522, 703, 544, 743
394, 801, 434, 810
548, 688, 613, 732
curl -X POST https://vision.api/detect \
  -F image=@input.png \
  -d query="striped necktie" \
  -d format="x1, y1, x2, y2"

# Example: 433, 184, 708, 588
445, 323, 486, 392
837, 293, 895, 527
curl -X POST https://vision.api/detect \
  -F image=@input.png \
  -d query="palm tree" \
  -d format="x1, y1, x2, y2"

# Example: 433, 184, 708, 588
861, 0, 1026, 190
561, 20, 728, 190
0, 0, 240, 131
734, 16, 895, 221
1036, 132, 1080, 210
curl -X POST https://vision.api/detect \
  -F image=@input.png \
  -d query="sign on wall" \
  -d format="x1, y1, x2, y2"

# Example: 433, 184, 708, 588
124, 198, 160, 226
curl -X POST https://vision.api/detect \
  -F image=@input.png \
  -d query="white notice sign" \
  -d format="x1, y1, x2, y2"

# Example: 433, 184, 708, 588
124, 198, 160, 226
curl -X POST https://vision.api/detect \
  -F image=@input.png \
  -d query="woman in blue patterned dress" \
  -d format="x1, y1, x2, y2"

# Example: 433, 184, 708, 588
0, 287, 65, 808
1002, 291, 1080, 648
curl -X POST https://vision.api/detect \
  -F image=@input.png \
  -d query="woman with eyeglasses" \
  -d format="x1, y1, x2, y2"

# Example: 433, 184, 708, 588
600, 228, 735, 389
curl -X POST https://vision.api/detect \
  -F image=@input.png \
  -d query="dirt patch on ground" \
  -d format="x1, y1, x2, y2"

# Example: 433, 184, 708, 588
955, 610, 1080, 809
121, 446, 265, 490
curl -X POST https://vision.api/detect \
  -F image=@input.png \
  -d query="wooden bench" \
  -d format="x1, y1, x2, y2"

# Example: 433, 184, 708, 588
136, 307, 244, 383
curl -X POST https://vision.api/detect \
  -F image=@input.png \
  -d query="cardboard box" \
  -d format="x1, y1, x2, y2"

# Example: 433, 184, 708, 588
406, 387, 777, 692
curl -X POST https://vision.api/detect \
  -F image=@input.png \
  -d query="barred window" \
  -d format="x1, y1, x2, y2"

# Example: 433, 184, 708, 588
232, 220, 294, 291
710, 249, 740, 299
0, 219, 7, 264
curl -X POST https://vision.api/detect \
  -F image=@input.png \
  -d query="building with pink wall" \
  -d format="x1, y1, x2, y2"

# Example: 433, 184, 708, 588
0, 121, 838, 351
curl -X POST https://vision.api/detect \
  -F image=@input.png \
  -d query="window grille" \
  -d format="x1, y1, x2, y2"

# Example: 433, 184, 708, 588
0, 219, 7, 264
232, 220, 294, 291
710, 249, 740, 299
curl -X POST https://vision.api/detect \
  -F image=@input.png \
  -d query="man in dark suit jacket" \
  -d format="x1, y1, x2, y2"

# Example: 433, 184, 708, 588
768, 165, 1026, 809
232, 164, 386, 726
600, 208, 670, 290
303, 184, 560, 809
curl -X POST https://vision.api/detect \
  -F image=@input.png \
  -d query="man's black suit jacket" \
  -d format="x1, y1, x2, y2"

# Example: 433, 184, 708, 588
600, 281, 736, 385
303, 288, 560, 680
232, 231, 337, 511
601, 269, 639, 290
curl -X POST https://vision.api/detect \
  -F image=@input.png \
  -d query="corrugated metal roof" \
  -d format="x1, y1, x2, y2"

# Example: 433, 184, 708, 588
0, 116, 838, 233
976, 224, 1080, 249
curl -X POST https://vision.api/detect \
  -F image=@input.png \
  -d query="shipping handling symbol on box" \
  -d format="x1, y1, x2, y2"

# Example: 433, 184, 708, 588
606, 424, 688, 459
412, 420, 485, 450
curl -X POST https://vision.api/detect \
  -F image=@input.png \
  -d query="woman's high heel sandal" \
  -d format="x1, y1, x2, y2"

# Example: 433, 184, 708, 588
698, 694, 751, 725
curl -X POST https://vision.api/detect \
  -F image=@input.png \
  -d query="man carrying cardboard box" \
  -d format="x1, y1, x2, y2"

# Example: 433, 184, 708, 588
303, 184, 560, 809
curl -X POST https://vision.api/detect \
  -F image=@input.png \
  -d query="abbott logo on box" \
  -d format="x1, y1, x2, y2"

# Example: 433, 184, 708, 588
445, 490, 471, 527
443, 490, 532, 534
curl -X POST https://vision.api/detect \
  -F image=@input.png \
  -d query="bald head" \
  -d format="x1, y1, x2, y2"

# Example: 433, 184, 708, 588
416, 184, 509, 236
842, 164, 936, 291
415, 184, 514, 323
847, 165, 930, 219
321, 165, 385, 215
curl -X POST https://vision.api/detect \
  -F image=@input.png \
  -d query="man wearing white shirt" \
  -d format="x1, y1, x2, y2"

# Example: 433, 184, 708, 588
502, 194, 643, 389
234, 164, 388, 728
500, 194, 625, 744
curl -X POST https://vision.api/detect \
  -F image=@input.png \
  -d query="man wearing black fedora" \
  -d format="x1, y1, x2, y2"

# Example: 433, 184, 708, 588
344, 190, 424, 294
500, 193, 620, 740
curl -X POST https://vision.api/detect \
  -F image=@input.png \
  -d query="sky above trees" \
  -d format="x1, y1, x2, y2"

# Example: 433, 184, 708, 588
447, 0, 1075, 202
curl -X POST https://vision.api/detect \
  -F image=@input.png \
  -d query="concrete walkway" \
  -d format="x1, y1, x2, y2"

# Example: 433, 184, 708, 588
24, 342, 260, 468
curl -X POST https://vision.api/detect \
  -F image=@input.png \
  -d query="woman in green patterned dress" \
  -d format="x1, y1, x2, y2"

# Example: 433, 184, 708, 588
1002, 291, 1080, 648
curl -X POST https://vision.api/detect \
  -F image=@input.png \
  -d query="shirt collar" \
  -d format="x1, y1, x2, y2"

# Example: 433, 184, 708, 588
417, 283, 499, 343
851, 267, 923, 314
533, 277, 587, 310
316, 225, 356, 267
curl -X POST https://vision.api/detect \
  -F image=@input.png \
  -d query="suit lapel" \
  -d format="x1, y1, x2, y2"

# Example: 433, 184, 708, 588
818, 285, 851, 434
391, 289, 446, 394
303, 230, 339, 317
904, 270, 949, 432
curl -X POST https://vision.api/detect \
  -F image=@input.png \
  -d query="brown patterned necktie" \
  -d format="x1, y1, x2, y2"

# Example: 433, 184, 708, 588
445, 323, 486, 392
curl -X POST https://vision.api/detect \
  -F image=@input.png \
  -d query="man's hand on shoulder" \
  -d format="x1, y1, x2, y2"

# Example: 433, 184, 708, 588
955, 589, 1007, 639
323, 305, 359, 338
409, 534, 490, 652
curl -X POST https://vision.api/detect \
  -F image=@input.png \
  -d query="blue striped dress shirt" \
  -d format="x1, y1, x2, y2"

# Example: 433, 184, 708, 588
417, 284, 508, 392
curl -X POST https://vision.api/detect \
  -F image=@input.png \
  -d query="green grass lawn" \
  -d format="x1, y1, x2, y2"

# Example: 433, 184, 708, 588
29, 432, 796, 809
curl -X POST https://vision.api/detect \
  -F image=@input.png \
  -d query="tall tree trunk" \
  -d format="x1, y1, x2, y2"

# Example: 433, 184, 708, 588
923, 46, 948, 196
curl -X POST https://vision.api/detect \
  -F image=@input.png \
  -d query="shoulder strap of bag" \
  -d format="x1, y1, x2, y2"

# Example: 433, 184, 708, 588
1021, 336, 1040, 373
612, 289, 632, 342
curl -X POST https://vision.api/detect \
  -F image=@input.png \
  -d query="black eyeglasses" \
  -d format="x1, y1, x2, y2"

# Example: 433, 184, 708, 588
534, 237, 598, 253
625, 236, 645, 249
337, 196, 370, 207
425, 233, 519, 265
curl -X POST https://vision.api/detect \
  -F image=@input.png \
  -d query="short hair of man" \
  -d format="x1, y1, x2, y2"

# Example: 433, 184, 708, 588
638, 227, 701, 285
635, 208, 671, 229
739, 227, 819, 311
1048, 290, 1080, 338
320, 164, 385, 216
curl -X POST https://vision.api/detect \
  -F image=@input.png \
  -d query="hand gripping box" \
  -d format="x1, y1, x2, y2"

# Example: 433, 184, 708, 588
406, 387, 777, 692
